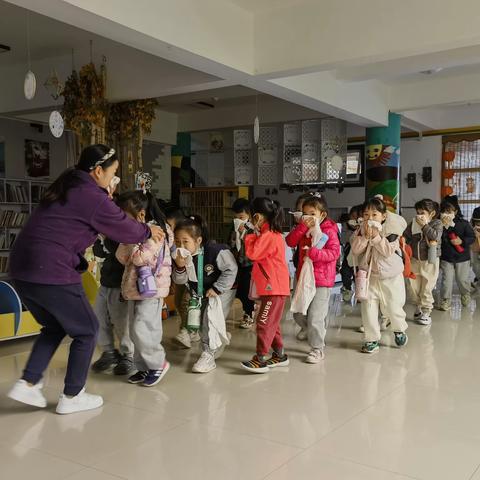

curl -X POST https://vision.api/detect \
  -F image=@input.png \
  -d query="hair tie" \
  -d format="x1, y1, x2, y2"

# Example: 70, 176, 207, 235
313, 192, 322, 198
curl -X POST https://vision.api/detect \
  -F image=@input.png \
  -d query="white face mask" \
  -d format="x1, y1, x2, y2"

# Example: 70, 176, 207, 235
367, 219, 383, 231
289, 211, 303, 222
233, 218, 247, 232
347, 219, 358, 228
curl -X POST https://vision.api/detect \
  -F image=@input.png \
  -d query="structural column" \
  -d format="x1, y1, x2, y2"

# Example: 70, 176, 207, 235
366, 112, 401, 212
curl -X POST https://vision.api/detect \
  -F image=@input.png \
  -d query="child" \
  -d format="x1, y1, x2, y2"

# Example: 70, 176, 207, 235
351, 196, 409, 354
404, 199, 443, 325
91, 234, 133, 375
172, 216, 238, 373
165, 207, 199, 348
438, 195, 475, 310
241, 198, 290, 373
116, 191, 173, 387
286, 194, 340, 363
340, 204, 364, 303
230, 198, 256, 329
471, 208, 480, 291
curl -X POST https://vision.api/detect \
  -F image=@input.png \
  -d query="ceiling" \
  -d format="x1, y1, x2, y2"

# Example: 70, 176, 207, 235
227, 0, 309, 13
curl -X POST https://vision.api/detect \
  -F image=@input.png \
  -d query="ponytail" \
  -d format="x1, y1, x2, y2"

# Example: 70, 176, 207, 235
251, 197, 284, 233
175, 214, 209, 246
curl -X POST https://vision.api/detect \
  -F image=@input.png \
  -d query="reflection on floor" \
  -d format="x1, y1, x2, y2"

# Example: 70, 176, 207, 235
1, 293, 480, 480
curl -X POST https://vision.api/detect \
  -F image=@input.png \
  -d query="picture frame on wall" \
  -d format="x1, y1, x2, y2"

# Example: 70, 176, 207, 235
25, 139, 50, 178
345, 144, 365, 186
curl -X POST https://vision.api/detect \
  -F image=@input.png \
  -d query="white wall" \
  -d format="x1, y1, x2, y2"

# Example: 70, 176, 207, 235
400, 135, 442, 220
0, 118, 68, 179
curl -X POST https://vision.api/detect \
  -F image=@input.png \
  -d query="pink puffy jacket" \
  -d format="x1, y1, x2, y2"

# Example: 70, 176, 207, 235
286, 218, 340, 288
116, 225, 173, 301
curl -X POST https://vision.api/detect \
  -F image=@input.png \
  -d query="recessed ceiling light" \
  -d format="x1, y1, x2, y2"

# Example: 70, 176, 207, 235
420, 67, 443, 75
0, 44, 11, 54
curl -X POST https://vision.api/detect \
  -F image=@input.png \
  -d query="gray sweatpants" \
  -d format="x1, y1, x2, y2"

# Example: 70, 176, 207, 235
440, 260, 471, 300
294, 287, 331, 351
201, 289, 236, 353
130, 298, 165, 371
94, 286, 132, 356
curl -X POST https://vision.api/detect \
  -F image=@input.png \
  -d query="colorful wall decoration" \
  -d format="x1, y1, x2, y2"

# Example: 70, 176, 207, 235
366, 112, 401, 212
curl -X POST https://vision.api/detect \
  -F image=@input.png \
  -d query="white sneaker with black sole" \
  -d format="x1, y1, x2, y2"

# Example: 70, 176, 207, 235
7, 379, 47, 408
56, 388, 103, 415
417, 312, 432, 326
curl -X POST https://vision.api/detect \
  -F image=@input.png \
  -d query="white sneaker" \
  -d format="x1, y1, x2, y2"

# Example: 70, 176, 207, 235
190, 330, 201, 343
56, 388, 103, 415
296, 328, 308, 341
192, 352, 216, 373
306, 349, 325, 364
7, 379, 47, 408
174, 328, 192, 348
418, 312, 432, 326
413, 307, 422, 320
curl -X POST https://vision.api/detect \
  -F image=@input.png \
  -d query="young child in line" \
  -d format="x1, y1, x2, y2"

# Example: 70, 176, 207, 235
172, 216, 238, 373
438, 195, 475, 310
470, 208, 480, 292
116, 191, 173, 387
165, 207, 200, 349
340, 204, 364, 303
241, 197, 290, 373
286, 194, 340, 363
404, 199, 443, 325
91, 233, 134, 375
350, 195, 409, 354
230, 198, 256, 329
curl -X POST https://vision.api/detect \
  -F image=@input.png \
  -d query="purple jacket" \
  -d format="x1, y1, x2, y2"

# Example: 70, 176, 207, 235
9, 170, 150, 285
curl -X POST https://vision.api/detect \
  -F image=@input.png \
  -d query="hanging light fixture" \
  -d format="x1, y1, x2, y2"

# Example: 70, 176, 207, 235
24, 11, 36, 100
253, 94, 260, 144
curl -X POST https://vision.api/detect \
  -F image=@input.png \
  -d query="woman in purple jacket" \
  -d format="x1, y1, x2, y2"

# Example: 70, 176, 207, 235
7, 144, 164, 415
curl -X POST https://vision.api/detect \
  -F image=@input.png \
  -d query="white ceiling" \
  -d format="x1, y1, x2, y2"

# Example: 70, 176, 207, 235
227, 0, 308, 14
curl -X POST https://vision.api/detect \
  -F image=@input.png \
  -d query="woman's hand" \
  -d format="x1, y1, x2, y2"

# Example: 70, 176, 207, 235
149, 225, 165, 243
206, 288, 218, 298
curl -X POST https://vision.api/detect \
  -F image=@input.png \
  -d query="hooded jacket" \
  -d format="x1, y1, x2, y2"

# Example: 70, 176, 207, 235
441, 215, 475, 263
404, 219, 443, 261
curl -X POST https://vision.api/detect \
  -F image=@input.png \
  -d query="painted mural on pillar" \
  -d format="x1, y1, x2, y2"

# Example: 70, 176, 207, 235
366, 113, 401, 213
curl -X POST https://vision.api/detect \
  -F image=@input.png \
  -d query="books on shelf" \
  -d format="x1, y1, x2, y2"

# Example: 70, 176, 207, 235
0, 255, 9, 274
6, 183, 29, 203
0, 210, 29, 228
31, 184, 48, 203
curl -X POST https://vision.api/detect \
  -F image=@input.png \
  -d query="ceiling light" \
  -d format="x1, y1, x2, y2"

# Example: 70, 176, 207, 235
420, 67, 443, 75
0, 44, 11, 54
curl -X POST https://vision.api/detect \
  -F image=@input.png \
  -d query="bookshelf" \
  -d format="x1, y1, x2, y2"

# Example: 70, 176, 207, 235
180, 186, 249, 244
0, 178, 50, 278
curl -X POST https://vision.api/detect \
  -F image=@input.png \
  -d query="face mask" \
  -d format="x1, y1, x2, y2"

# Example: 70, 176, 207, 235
367, 219, 383, 231
108, 175, 120, 194
289, 211, 303, 222
347, 219, 358, 228
441, 212, 455, 228
233, 218, 247, 232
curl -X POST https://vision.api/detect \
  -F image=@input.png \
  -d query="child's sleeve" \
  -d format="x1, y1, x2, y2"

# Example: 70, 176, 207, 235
92, 238, 107, 258
131, 238, 162, 267
308, 231, 340, 263
212, 250, 238, 294
172, 266, 188, 285
422, 222, 442, 242
285, 224, 308, 248
350, 231, 369, 255
462, 221, 475, 248
116, 244, 134, 265
370, 235, 400, 257
245, 233, 272, 261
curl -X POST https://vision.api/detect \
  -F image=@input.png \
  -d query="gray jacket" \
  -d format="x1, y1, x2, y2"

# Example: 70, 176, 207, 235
404, 219, 443, 261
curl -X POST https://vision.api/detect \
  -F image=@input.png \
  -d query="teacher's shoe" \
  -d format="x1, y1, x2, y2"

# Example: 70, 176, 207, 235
7, 379, 47, 408
56, 388, 103, 415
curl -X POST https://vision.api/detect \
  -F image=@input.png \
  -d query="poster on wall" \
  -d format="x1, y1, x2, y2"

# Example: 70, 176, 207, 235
0, 140, 5, 177
209, 132, 224, 153
25, 139, 50, 178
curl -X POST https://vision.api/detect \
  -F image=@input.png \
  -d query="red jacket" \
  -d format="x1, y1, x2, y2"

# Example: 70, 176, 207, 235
245, 224, 290, 296
286, 218, 340, 288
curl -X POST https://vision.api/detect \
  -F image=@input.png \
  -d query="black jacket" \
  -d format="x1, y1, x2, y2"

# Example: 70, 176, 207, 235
441, 216, 475, 263
92, 238, 125, 288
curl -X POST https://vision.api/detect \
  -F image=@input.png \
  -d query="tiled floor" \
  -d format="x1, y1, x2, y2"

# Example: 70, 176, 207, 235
1, 293, 480, 480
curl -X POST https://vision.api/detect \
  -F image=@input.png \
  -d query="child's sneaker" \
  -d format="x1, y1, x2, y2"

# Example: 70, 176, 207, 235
239, 314, 255, 329
128, 371, 148, 384
266, 351, 289, 368
56, 388, 103, 415
361, 341, 379, 354
190, 330, 201, 343
142, 362, 170, 387
417, 312, 432, 326
91, 350, 120, 373
461, 294, 471, 307
394, 332, 408, 347
438, 299, 451, 311
306, 349, 324, 364
7, 379, 47, 408
296, 328, 308, 341
241, 355, 269, 373
113, 355, 134, 376
413, 307, 422, 320
192, 352, 216, 373
341, 287, 353, 303
174, 328, 192, 348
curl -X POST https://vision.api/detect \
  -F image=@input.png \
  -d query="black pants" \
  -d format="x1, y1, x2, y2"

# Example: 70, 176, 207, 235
14, 280, 99, 396
340, 257, 354, 290
235, 266, 255, 317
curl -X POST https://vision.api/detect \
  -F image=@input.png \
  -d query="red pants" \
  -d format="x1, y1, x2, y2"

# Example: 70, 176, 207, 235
255, 296, 287, 356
